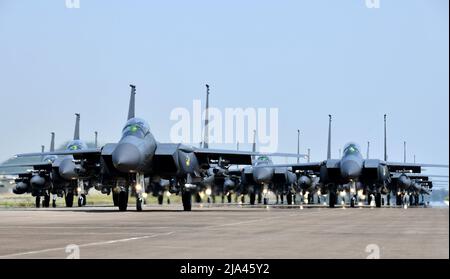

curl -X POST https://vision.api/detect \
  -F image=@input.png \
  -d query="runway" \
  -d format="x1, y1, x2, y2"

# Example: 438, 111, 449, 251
0, 205, 447, 259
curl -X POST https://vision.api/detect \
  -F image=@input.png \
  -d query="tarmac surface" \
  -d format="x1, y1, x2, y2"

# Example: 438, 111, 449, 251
0, 205, 448, 259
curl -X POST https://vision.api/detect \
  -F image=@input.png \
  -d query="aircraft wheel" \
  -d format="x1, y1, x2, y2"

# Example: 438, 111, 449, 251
227, 194, 232, 203
249, 193, 256, 205
375, 193, 382, 208
241, 195, 245, 204
77, 194, 86, 207
65, 192, 74, 207
182, 191, 192, 211
263, 198, 268, 205
35, 196, 41, 208
52, 199, 57, 208
396, 193, 402, 206
43, 194, 50, 208
329, 190, 336, 208
157, 194, 164, 205
112, 191, 119, 206
286, 194, 293, 205
350, 196, 355, 208
118, 191, 128, 211
136, 197, 143, 212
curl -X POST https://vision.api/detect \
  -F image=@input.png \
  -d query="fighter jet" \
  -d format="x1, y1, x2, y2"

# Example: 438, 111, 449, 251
4, 114, 93, 207
258, 115, 449, 208
236, 129, 303, 205
241, 155, 298, 205
199, 163, 243, 204
18, 85, 285, 211
3, 135, 56, 207
195, 85, 301, 205
390, 173, 434, 206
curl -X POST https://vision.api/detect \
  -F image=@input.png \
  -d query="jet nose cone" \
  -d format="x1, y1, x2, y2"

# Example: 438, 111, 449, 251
298, 176, 312, 189
59, 159, 78, 180
112, 143, 141, 173
340, 160, 362, 180
398, 175, 411, 188
224, 179, 235, 189
253, 167, 273, 184
30, 175, 45, 188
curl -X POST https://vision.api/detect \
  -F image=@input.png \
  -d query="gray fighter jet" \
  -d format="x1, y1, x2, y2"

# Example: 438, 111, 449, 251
238, 130, 303, 205
4, 114, 92, 207
240, 155, 298, 205
391, 173, 433, 206
260, 115, 448, 208
18, 85, 283, 211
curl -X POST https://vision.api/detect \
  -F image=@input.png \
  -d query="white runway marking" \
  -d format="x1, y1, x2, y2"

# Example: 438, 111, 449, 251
0, 231, 174, 258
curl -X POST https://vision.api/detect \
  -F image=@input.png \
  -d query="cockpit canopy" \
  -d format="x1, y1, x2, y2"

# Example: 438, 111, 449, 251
43, 155, 58, 164
255, 156, 273, 166
66, 140, 88, 151
343, 143, 361, 156
122, 118, 150, 139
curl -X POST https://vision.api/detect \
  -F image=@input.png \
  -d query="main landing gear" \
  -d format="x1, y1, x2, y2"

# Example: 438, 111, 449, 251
65, 191, 74, 207
118, 189, 129, 211
135, 173, 145, 212
182, 190, 192, 211
77, 180, 87, 207
328, 184, 337, 208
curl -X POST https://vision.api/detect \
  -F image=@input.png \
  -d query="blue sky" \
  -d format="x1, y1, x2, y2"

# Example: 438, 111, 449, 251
0, 0, 448, 178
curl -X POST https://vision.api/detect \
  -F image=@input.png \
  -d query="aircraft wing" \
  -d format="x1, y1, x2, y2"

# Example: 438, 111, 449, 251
259, 152, 309, 158
0, 162, 52, 169
15, 149, 102, 160
425, 175, 449, 178
251, 162, 323, 173
194, 149, 255, 165
193, 148, 308, 165
390, 173, 430, 180
386, 162, 449, 173
0, 162, 53, 175
0, 169, 30, 176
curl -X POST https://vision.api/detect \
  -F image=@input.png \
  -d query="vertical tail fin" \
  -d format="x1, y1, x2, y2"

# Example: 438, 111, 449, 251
327, 115, 332, 160
50, 132, 55, 152
384, 114, 387, 161
128, 84, 136, 120
297, 129, 300, 164
367, 141, 370, 159
251, 129, 257, 162
95, 131, 98, 149
74, 113, 80, 140
203, 84, 210, 149
41, 145, 45, 161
